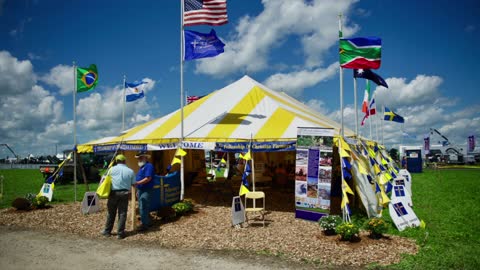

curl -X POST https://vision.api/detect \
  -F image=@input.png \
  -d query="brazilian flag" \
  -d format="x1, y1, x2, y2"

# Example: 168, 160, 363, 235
77, 64, 98, 92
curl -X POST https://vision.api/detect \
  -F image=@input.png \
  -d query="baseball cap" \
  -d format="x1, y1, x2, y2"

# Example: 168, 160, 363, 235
115, 154, 127, 161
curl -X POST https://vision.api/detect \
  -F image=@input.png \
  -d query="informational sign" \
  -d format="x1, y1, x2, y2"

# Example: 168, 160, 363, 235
215, 141, 296, 152
81, 192, 100, 214
398, 169, 412, 195
295, 127, 334, 222
151, 171, 181, 211
389, 199, 420, 231
231, 196, 245, 226
38, 183, 54, 202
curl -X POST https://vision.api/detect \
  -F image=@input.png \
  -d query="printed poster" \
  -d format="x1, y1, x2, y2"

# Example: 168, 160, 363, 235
295, 127, 334, 222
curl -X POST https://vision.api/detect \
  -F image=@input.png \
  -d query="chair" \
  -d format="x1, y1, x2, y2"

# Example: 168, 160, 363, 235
244, 191, 266, 227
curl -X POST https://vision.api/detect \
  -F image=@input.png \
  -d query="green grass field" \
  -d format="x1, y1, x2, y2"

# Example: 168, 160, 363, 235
384, 169, 480, 270
1, 168, 479, 269
0, 169, 98, 208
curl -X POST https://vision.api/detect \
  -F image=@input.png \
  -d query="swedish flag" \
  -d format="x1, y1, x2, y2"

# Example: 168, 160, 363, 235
384, 107, 404, 123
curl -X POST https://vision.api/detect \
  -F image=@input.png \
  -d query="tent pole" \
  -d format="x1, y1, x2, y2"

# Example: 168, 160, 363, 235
338, 14, 344, 137
122, 75, 126, 131
354, 77, 358, 136
180, 0, 185, 200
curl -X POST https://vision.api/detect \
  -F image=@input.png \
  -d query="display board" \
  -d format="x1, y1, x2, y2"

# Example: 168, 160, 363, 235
295, 127, 334, 222
38, 183, 54, 202
231, 196, 245, 226
81, 192, 100, 214
389, 198, 420, 231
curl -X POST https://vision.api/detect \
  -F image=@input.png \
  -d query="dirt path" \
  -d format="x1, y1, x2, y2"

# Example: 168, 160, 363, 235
0, 226, 328, 270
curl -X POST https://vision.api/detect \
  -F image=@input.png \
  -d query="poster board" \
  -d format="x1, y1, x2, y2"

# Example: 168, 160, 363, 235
81, 192, 100, 214
389, 198, 420, 231
231, 196, 245, 226
295, 127, 334, 222
398, 169, 412, 195
38, 183, 54, 202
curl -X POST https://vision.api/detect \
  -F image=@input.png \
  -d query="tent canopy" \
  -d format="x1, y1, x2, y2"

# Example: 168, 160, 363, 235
78, 75, 353, 152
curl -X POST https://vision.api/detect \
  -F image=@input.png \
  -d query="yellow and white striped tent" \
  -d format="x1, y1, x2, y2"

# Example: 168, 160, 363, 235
78, 75, 353, 152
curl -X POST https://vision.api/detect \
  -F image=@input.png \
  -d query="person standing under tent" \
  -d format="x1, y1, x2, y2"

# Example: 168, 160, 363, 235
135, 151, 155, 232
101, 154, 135, 239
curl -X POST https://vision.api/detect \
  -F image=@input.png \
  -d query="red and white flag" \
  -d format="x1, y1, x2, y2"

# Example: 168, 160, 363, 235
183, 0, 228, 27
186, 95, 205, 104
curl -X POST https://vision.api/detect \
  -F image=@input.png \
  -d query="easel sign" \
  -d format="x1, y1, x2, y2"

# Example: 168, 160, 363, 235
231, 196, 245, 226
39, 183, 54, 202
389, 199, 420, 231
81, 191, 100, 214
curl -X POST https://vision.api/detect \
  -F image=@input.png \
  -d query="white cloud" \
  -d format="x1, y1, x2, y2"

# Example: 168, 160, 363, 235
375, 75, 443, 108
76, 78, 156, 139
0, 51, 36, 96
41, 64, 74, 95
0, 51, 158, 157
263, 62, 338, 96
195, 0, 358, 77
325, 73, 480, 148
305, 99, 329, 115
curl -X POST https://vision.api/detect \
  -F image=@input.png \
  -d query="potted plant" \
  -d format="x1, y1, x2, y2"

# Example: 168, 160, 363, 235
318, 215, 342, 236
364, 217, 389, 239
336, 222, 360, 241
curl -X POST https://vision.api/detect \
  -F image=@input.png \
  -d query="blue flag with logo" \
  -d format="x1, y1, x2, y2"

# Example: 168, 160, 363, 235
353, 69, 388, 88
125, 81, 147, 102
184, 29, 225, 61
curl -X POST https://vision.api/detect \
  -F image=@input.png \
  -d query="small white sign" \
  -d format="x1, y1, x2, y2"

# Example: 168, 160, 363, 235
231, 196, 245, 226
81, 192, 100, 214
389, 198, 420, 231
398, 169, 412, 195
39, 183, 53, 202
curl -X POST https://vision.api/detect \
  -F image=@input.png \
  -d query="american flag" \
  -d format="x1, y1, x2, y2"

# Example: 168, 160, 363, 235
183, 0, 228, 27
186, 95, 205, 104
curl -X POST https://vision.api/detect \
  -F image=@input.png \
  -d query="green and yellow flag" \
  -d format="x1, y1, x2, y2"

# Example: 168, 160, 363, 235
77, 64, 98, 92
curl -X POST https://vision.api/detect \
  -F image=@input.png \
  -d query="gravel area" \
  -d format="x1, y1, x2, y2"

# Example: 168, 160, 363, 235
0, 200, 417, 268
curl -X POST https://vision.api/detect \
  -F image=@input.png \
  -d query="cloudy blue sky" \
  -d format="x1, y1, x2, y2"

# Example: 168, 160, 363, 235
0, 0, 479, 157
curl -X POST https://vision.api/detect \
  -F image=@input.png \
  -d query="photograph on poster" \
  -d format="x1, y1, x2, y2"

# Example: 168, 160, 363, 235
319, 167, 332, 179
295, 196, 307, 207
295, 165, 307, 181
318, 185, 331, 209
295, 181, 307, 197
297, 135, 334, 149
319, 151, 333, 166
296, 150, 308, 166
394, 186, 406, 197
395, 179, 405, 186
393, 202, 409, 217
307, 183, 318, 198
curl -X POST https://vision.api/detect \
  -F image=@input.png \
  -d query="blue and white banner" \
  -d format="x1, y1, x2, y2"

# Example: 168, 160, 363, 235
215, 141, 296, 152
94, 144, 147, 153
125, 81, 147, 102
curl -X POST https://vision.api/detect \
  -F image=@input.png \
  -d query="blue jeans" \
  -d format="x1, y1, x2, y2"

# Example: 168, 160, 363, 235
138, 188, 153, 227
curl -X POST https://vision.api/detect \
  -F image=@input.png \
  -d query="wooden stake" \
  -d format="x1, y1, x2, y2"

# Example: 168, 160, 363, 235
131, 186, 137, 230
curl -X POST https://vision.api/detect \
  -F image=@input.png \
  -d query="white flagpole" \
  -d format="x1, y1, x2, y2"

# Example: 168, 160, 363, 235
180, 0, 185, 200
382, 106, 385, 145
353, 76, 358, 136
73, 61, 77, 202
122, 75, 126, 131
369, 111, 373, 140
339, 14, 344, 137
375, 93, 379, 142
